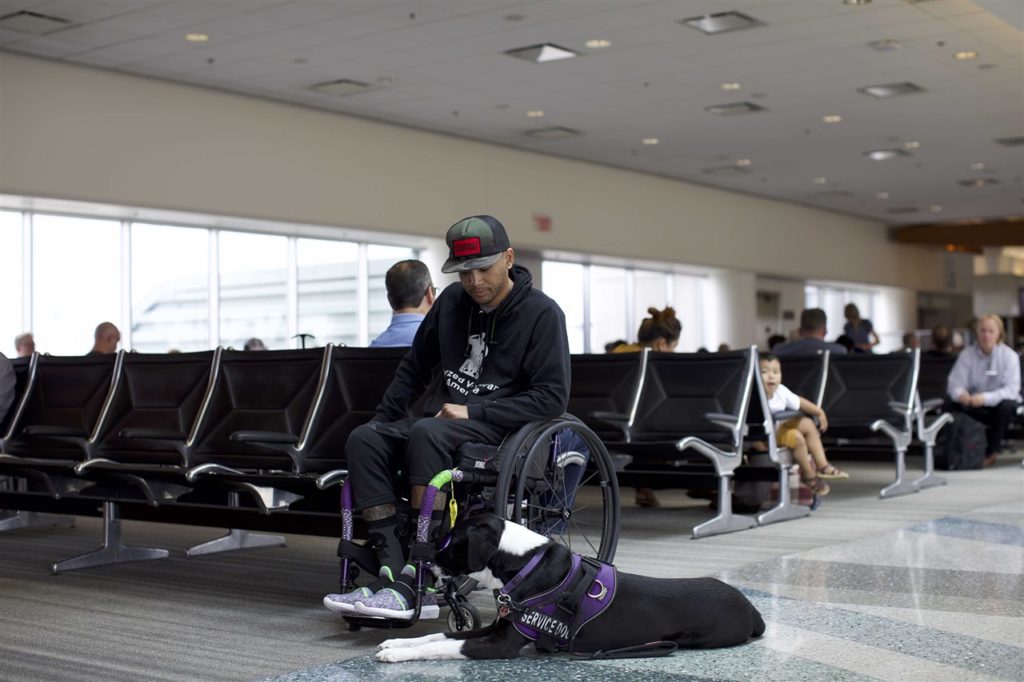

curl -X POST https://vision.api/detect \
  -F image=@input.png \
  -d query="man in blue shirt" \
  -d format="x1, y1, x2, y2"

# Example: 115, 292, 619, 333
370, 259, 436, 347
775, 308, 848, 357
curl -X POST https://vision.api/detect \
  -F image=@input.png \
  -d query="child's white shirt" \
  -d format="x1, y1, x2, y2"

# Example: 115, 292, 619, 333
767, 383, 801, 414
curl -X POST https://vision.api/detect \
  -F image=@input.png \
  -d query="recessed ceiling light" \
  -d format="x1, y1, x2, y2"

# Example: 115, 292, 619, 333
184, 32, 210, 43
679, 12, 763, 35
309, 79, 373, 96
704, 102, 767, 116
585, 39, 611, 49
930, 205, 943, 212
702, 165, 751, 177
958, 177, 999, 187
954, 50, 978, 60
526, 110, 545, 118
969, 162, 985, 171
857, 82, 925, 98
721, 82, 742, 90
0, 10, 72, 34
868, 39, 901, 52
844, 0, 872, 5
506, 43, 577, 63
735, 158, 752, 167
864, 148, 910, 161
876, 192, 890, 199
524, 126, 582, 140
903, 141, 921, 149
813, 177, 828, 185
822, 114, 843, 123
642, 138, 659, 145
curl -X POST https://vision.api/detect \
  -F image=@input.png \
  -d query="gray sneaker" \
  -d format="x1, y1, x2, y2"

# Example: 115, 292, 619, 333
353, 565, 439, 620
323, 566, 394, 614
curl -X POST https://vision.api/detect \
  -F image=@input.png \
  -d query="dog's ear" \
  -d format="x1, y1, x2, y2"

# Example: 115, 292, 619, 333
465, 519, 500, 573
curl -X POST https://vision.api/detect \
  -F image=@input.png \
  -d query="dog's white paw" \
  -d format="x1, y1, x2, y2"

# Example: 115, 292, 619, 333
375, 647, 417, 663
377, 633, 447, 650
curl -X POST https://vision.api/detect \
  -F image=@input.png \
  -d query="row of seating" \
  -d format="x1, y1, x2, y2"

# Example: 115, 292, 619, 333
0, 345, 954, 568
568, 347, 952, 538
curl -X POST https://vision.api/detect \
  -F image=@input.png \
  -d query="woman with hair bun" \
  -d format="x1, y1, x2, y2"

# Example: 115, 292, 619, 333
612, 306, 683, 506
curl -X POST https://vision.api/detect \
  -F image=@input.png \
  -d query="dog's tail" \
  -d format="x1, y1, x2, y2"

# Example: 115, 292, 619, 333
750, 604, 766, 638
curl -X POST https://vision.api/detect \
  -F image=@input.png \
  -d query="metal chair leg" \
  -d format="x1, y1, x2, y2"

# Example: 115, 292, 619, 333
52, 502, 169, 574
757, 466, 811, 526
912, 443, 947, 490
880, 448, 920, 498
692, 474, 757, 539
186, 528, 286, 557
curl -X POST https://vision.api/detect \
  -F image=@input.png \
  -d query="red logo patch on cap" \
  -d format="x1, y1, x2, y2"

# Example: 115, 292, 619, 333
453, 237, 481, 257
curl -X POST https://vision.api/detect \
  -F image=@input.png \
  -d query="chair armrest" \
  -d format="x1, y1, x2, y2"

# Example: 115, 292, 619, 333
119, 428, 186, 440
888, 401, 912, 414
589, 411, 628, 424
22, 425, 84, 437
772, 410, 802, 422
230, 430, 299, 445
920, 398, 944, 413
704, 412, 740, 432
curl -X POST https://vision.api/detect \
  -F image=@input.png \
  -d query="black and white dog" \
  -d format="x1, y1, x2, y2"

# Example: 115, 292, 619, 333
376, 514, 765, 662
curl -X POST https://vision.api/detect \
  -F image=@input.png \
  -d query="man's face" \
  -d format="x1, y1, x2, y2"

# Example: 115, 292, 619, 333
458, 250, 514, 308
100, 330, 120, 354
976, 319, 999, 354
16, 337, 35, 357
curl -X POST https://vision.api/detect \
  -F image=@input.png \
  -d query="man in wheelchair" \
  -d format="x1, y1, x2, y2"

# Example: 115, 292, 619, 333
324, 215, 571, 620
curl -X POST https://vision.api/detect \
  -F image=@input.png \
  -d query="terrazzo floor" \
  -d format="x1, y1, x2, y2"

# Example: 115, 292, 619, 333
262, 502, 1024, 682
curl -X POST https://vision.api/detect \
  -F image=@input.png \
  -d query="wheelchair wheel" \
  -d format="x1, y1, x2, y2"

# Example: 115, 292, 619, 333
496, 418, 620, 562
447, 599, 481, 633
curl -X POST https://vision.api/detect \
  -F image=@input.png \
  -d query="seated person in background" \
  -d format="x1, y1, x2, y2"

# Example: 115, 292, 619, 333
902, 332, 919, 351
88, 322, 120, 355
322, 215, 569, 620
14, 332, 35, 357
370, 260, 436, 348
946, 314, 1021, 466
843, 303, 880, 353
604, 339, 628, 353
243, 337, 267, 351
612, 306, 682, 507
835, 334, 856, 353
925, 324, 954, 357
774, 308, 847, 357
0, 352, 14, 424
759, 353, 848, 496
717, 343, 731, 352
767, 334, 786, 351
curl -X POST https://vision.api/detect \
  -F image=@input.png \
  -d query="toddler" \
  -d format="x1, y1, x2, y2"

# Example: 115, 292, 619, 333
759, 353, 849, 496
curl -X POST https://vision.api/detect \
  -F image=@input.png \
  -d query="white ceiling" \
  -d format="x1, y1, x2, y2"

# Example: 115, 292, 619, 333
2, 0, 1022, 226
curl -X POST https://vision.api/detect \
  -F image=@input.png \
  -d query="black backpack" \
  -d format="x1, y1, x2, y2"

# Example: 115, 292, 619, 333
933, 413, 987, 470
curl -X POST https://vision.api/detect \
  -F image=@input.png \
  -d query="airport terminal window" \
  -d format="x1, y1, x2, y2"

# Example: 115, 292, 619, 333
541, 262, 585, 352
218, 230, 288, 350
297, 238, 360, 347
806, 284, 876, 342
0, 211, 23, 357
590, 266, 629, 354
131, 223, 211, 353
32, 214, 122, 356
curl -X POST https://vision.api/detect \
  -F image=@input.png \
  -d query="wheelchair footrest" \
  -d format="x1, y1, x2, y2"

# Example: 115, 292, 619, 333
337, 539, 380, 575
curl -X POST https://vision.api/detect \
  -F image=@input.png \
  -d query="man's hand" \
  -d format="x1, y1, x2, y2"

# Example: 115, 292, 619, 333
435, 403, 469, 420
968, 393, 986, 408
957, 392, 972, 407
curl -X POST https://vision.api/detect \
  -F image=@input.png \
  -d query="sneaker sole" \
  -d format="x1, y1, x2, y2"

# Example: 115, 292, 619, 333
323, 596, 360, 614
352, 602, 440, 620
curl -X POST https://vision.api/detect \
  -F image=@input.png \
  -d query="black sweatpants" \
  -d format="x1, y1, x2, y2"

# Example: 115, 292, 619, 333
948, 399, 1019, 455
346, 417, 509, 510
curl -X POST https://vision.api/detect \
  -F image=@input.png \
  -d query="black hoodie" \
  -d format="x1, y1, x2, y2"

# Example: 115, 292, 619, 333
374, 264, 570, 431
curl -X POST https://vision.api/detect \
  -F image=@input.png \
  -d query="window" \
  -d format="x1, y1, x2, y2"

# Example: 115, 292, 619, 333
218, 231, 288, 350
0, 211, 23, 357
131, 223, 210, 353
33, 214, 121, 356
589, 266, 628, 354
297, 238, 359, 347
541, 262, 585, 352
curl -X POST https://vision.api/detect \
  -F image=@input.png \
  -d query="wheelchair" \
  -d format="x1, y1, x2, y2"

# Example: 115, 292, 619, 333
328, 415, 621, 632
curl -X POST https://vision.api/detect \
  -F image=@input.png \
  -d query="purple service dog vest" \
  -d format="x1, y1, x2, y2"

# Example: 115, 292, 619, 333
497, 550, 617, 651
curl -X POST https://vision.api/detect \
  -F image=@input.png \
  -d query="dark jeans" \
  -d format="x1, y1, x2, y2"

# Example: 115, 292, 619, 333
346, 417, 508, 510
946, 399, 1019, 455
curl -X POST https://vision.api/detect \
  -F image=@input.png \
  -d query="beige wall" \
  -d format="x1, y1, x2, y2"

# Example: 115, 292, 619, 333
0, 52, 969, 295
